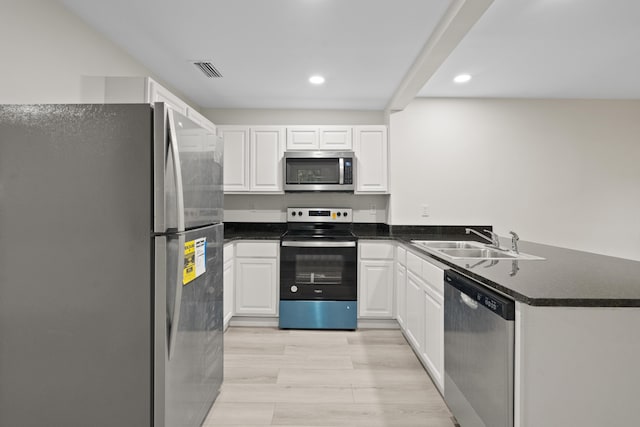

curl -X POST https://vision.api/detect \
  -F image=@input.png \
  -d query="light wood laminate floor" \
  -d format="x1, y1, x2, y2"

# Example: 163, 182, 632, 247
203, 327, 455, 427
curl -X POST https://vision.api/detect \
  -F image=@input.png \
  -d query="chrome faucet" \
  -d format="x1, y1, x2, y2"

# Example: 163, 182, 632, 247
509, 231, 520, 254
465, 228, 501, 249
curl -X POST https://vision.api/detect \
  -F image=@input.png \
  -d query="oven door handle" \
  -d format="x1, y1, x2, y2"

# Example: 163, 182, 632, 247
281, 241, 357, 248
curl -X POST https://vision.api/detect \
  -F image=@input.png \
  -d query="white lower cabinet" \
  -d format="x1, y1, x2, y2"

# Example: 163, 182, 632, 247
358, 241, 395, 318
234, 241, 279, 316
396, 264, 407, 328
223, 243, 234, 329
398, 246, 445, 391
405, 271, 425, 351
421, 280, 444, 388
354, 125, 388, 193
396, 245, 407, 328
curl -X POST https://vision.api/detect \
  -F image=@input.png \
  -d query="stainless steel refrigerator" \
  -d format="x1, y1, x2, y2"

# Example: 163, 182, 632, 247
0, 103, 224, 427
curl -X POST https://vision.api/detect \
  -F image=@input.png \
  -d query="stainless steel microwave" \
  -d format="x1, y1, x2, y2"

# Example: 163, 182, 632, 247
284, 151, 354, 192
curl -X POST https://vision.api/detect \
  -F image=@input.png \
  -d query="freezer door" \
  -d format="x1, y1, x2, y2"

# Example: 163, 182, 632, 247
154, 103, 223, 233
155, 223, 224, 427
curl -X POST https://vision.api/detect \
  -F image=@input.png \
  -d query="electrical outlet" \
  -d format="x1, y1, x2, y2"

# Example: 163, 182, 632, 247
421, 204, 429, 217
369, 204, 376, 215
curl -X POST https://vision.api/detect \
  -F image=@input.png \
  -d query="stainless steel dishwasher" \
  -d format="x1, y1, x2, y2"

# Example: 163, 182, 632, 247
444, 270, 515, 427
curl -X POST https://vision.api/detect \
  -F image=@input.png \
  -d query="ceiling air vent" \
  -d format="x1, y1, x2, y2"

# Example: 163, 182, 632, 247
193, 61, 222, 78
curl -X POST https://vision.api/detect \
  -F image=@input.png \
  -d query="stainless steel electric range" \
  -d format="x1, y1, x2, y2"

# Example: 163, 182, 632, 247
279, 207, 357, 330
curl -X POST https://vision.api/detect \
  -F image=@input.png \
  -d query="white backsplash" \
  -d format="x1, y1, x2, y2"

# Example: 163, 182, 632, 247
224, 193, 389, 223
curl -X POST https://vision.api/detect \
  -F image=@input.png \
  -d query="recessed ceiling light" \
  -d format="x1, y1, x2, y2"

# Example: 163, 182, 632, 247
453, 74, 472, 84
309, 75, 325, 85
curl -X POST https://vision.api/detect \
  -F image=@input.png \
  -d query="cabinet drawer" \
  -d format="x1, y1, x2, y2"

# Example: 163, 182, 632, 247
360, 242, 394, 260
235, 241, 278, 258
396, 246, 407, 266
422, 259, 444, 295
406, 251, 422, 276
223, 243, 234, 263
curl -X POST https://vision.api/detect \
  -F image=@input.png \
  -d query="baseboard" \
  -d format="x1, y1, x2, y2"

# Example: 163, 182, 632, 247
229, 316, 279, 327
227, 316, 399, 329
357, 318, 400, 329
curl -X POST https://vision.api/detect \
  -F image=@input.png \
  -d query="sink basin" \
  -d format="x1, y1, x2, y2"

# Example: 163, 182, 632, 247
411, 240, 545, 261
418, 241, 482, 249
412, 240, 484, 250
438, 248, 516, 259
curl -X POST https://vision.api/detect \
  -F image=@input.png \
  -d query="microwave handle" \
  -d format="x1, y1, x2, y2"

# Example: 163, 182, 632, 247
339, 157, 344, 184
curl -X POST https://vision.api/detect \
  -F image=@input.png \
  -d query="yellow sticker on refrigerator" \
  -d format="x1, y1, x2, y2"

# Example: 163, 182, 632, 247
183, 237, 206, 285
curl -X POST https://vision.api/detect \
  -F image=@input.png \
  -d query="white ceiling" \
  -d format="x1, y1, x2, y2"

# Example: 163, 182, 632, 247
60, 0, 640, 110
419, 0, 640, 99
60, 0, 452, 110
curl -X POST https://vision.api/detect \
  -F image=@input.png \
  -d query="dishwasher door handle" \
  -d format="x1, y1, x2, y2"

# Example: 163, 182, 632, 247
460, 293, 479, 309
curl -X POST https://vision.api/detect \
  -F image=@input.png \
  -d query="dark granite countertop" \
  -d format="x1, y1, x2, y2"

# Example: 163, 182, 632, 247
224, 222, 286, 244
224, 222, 640, 307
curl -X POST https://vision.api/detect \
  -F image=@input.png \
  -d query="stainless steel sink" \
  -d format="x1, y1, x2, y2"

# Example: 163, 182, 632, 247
438, 248, 516, 259
411, 240, 544, 260
418, 241, 481, 249
412, 240, 484, 250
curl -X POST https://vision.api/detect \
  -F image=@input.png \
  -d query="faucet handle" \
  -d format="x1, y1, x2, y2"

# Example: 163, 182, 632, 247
509, 231, 520, 253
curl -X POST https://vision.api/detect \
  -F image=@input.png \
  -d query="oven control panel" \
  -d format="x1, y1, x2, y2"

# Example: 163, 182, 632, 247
287, 208, 353, 223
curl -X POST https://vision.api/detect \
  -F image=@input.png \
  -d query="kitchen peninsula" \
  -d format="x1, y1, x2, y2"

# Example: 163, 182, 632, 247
224, 222, 640, 427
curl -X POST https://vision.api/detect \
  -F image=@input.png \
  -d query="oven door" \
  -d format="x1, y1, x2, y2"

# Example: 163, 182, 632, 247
280, 240, 357, 300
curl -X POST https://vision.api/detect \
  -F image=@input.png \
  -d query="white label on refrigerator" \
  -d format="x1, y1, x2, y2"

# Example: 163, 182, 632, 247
183, 237, 207, 285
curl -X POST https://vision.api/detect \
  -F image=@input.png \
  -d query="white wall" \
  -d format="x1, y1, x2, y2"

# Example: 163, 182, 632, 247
390, 98, 640, 260
0, 0, 195, 106
225, 194, 388, 223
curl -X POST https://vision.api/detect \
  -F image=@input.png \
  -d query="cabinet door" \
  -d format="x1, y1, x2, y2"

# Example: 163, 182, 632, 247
396, 263, 407, 328
422, 286, 444, 390
149, 79, 189, 115
250, 127, 284, 192
405, 271, 425, 351
286, 126, 319, 150
186, 107, 216, 134
235, 258, 278, 316
220, 127, 250, 192
319, 126, 352, 150
354, 125, 388, 193
223, 259, 234, 328
359, 260, 394, 318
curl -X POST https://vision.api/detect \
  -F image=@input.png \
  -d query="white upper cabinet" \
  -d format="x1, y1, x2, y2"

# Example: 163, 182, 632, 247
103, 76, 190, 116
186, 107, 216, 134
219, 126, 285, 193
219, 127, 250, 192
149, 79, 188, 115
354, 125, 388, 193
250, 127, 285, 192
320, 127, 352, 150
286, 126, 353, 150
286, 126, 319, 150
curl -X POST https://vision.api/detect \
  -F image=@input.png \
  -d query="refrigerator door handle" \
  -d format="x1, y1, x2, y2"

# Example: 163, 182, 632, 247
168, 233, 185, 360
167, 108, 186, 232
